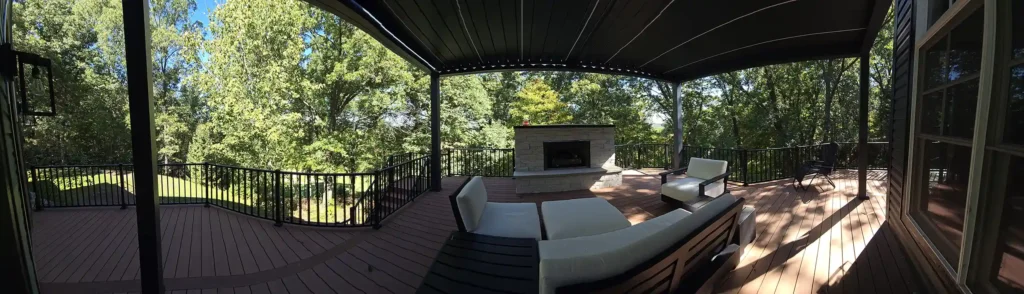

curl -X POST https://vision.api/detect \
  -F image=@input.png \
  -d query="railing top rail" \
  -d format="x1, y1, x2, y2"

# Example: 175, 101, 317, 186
446, 147, 514, 151
31, 164, 125, 168
682, 141, 889, 152
278, 170, 376, 177
156, 163, 206, 167
378, 155, 430, 172
206, 163, 279, 173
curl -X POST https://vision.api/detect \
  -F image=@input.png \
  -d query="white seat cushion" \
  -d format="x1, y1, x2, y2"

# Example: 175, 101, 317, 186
541, 198, 631, 240
661, 177, 725, 202
687, 157, 728, 180
455, 177, 488, 231
537, 194, 737, 294
472, 202, 543, 240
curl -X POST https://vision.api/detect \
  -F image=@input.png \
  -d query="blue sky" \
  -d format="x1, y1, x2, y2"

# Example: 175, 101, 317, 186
187, 0, 218, 61
188, 0, 217, 36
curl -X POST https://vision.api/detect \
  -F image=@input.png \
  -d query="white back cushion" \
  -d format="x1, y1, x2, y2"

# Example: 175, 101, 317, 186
455, 176, 488, 231
537, 194, 738, 293
687, 157, 728, 180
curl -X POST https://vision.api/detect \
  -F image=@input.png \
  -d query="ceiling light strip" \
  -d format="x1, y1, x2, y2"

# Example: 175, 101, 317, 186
664, 27, 866, 74
564, 0, 601, 61
640, 0, 797, 67
350, 0, 437, 71
604, 0, 675, 64
454, 0, 484, 62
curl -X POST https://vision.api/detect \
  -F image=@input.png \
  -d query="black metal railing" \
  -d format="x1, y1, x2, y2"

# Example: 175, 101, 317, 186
444, 148, 514, 177
28, 142, 888, 223
29, 155, 433, 228
615, 144, 671, 169
679, 142, 889, 185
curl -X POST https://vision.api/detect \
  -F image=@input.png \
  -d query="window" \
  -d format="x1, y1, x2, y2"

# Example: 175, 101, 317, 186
913, 140, 972, 266
929, 0, 952, 28
967, 1, 1024, 292
984, 156, 1024, 293
911, 8, 983, 269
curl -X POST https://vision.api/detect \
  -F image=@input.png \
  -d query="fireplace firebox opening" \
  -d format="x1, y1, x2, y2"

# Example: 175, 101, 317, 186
543, 141, 590, 170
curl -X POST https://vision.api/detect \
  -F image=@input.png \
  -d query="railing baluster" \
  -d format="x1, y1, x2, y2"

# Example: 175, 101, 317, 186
274, 169, 282, 227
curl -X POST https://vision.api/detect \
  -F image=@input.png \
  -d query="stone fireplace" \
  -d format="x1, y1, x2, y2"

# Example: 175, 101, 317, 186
513, 125, 622, 194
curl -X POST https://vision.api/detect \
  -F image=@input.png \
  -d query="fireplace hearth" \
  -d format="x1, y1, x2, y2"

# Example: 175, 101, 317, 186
544, 141, 590, 169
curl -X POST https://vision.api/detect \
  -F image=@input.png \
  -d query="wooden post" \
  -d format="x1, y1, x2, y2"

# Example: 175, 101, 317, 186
121, 0, 164, 290
858, 53, 870, 199
430, 72, 442, 191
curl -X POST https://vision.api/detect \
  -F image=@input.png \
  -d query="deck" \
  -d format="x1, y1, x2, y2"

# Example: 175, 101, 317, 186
32, 169, 923, 293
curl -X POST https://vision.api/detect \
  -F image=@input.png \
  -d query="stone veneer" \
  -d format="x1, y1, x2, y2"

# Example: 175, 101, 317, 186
512, 125, 622, 194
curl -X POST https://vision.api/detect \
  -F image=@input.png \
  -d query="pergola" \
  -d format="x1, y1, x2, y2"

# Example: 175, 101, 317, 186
119, 0, 891, 291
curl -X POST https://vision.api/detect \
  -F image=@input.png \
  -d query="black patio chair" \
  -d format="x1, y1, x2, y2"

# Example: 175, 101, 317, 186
793, 142, 838, 191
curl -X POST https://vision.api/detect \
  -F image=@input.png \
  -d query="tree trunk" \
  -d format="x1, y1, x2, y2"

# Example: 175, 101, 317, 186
765, 69, 785, 145
821, 59, 856, 143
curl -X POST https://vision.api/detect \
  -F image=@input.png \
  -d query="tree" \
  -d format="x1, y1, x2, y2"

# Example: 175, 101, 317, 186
510, 79, 571, 125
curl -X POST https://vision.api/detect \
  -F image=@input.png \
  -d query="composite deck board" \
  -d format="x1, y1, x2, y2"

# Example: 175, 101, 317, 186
31, 170, 922, 294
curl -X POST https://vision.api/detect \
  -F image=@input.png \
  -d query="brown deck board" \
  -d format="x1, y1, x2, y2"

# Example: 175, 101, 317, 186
46, 209, 131, 282
208, 205, 232, 276
36, 209, 110, 276
253, 218, 300, 264
310, 263, 359, 293
189, 207, 205, 278
245, 218, 286, 268
164, 206, 187, 277
31, 170, 921, 294
64, 208, 136, 282
200, 207, 216, 277
175, 206, 195, 278
83, 209, 137, 282
226, 208, 261, 274
323, 255, 384, 293
218, 208, 246, 275
235, 213, 273, 273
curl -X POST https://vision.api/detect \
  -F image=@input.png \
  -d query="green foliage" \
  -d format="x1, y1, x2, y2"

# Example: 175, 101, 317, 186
510, 79, 572, 125
15, 0, 895, 171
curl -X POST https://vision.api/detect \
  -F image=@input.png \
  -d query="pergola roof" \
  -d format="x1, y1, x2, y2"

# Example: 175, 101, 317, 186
309, 0, 891, 82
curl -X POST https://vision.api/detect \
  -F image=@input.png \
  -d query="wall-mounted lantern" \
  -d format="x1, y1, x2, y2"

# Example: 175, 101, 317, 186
1, 43, 56, 116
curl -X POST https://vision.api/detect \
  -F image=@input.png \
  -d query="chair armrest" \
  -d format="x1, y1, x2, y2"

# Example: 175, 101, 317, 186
699, 171, 731, 187
659, 167, 689, 184
698, 171, 731, 197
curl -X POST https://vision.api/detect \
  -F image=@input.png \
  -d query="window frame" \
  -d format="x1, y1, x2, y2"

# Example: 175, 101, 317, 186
964, 0, 1024, 291
905, 0, 997, 290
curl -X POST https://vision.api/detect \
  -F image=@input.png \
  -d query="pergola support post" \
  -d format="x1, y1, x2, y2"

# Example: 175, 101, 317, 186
672, 82, 683, 169
430, 72, 442, 191
857, 52, 870, 199
122, 0, 165, 291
